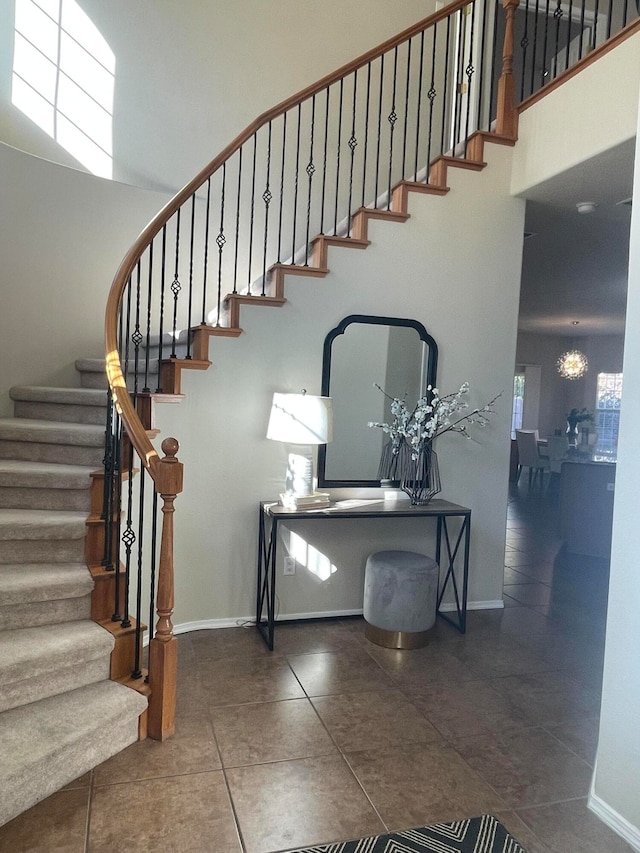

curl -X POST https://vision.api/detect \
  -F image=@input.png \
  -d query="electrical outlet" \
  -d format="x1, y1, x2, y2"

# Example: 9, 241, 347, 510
283, 556, 296, 575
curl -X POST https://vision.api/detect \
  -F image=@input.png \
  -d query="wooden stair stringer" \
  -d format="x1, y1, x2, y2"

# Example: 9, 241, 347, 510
153, 131, 514, 374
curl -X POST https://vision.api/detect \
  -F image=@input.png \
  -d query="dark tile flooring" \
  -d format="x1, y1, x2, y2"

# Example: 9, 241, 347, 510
1, 485, 634, 852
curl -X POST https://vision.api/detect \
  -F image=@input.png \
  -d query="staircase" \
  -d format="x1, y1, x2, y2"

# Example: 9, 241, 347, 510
0, 374, 147, 828
2, 0, 637, 832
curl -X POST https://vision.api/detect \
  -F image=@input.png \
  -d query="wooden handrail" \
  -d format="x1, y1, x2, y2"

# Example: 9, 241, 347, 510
104, 0, 474, 444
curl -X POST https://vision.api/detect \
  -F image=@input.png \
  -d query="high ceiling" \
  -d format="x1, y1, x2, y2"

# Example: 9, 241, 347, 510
517, 137, 635, 337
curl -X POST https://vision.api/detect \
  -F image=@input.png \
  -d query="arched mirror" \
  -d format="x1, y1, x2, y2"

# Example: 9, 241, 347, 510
317, 315, 438, 487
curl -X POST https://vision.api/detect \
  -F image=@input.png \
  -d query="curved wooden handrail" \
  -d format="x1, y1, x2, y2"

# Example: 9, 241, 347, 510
104, 0, 472, 473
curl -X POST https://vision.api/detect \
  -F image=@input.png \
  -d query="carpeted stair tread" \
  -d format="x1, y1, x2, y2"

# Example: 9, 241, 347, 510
0, 460, 95, 489
0, 563, 93, 605
0, 620, 114, 687
1, 680, 147, 827
9, 386, 107, 407
0, 418, 105, 446
0, 509, 87, 540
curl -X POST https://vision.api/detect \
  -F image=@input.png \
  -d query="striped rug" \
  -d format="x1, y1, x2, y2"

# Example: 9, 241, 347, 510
287, 815, 527, 852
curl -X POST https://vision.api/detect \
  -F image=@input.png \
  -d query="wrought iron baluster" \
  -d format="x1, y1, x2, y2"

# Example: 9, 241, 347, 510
520, 0, 531, 100
386, 48, 398, 210
333, 78, 344, 233
413, 30, 425, 182
262, 121, 272, 289
592, 0, 600, 49
143, 242, 153, 392
452, 8, 465, 152
233, 147, 243, 295
320, 89, 330, 233
216, 163, 226, 326
111, 411, 123, 622
530, 0, 541, 96
477, 0, 490, 131
440, 17, 451, 161
463, 0, 477, 157
540, 0, 551, 88
401, 39, 412, 181
121, 432, 135, 630
101, 389, 115, 575
374, 54, 385, 207
566, 0, 574, 71
185, 194, 196, 357
156, 225, 166, 391
361, 63, 372, 209
146, 488, 159, 684
552, 0, 563, 79
304, 96, 316, 257
489, 0, 500, 117
606, 0, 615, 43
132, 466, 146, 679
291, 104, 302, 259
170, 209, 181, 358
247, 133, 258, 292
132, 262, 142, 400
201, 177, 211, 324
426, 24, 438, 177
346, 74, 358, 237
277, 114, 287, 261
578, 0, 586, 61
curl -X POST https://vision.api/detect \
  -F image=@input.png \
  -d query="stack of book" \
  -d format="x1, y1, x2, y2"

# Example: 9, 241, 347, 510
279, 491, 331, 510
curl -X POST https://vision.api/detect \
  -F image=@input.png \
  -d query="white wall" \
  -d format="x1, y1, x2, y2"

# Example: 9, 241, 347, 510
152, 142, 524, 627
590, 98, 640, 850
511, 31, 640, 197
0, 0, 437, 192
0, 142, 169, 416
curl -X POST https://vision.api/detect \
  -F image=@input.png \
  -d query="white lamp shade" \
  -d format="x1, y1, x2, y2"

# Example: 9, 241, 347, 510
267, 393, 333, 445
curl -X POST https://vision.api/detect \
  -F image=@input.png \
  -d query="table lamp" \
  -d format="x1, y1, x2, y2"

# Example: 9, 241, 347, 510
267, 390, 333, 502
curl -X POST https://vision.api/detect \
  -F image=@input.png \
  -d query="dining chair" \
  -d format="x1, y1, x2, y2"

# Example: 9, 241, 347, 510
546, 435, 570, 474
515, 429, 550, 487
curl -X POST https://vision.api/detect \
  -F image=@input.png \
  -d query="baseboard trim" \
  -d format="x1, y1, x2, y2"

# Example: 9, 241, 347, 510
171, 599, 504, 636
588, 786, 640, 851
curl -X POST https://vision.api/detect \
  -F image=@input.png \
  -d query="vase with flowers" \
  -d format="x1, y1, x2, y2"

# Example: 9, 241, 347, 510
566, 407, 593, 446
368, 383, 501, 505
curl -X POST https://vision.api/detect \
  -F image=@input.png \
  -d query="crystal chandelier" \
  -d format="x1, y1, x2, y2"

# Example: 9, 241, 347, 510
557, 349, 588, 380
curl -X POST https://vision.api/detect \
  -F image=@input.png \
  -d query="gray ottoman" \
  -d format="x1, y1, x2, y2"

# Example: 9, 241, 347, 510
363, 550, 439, 649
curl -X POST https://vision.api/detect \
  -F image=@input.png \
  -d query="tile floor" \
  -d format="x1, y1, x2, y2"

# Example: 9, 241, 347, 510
1, 484, 634, 853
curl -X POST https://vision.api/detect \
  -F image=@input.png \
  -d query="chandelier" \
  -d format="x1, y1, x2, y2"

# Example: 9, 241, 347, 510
557, 349, 588, 380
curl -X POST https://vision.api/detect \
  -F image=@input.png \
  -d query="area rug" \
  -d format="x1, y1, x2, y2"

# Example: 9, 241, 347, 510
287, 814, 527, 852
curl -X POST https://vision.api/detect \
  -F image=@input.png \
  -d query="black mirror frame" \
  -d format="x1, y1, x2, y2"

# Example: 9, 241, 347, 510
317, 314, 438, 488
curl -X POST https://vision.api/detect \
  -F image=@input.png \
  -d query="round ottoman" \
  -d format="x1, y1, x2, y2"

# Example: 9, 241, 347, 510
363, 550, 439, 649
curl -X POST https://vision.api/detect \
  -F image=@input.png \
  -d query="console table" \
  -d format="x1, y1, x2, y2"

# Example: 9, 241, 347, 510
256, 498, 471, 650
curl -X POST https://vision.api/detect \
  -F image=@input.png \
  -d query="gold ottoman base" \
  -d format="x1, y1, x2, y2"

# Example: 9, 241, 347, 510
364, 621, 430, 650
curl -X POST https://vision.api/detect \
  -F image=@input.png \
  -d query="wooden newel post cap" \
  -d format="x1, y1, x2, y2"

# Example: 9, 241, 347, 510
161, 437, 180, 461
156, 437, 184, 495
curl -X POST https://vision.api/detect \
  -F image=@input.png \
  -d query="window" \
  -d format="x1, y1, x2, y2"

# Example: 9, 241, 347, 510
12, 0, 115, 178
595, 372, 623, 450
511, 372, 525, 439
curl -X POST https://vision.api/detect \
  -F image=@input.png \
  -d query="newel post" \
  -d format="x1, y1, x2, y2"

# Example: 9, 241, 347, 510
496, 0, 520, 138
148, 437, 183, 741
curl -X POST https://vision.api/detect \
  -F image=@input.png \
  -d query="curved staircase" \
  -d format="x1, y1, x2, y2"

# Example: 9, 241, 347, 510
0, 377, 146, 827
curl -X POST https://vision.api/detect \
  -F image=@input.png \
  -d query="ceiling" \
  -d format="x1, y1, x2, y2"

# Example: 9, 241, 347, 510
517, 137, 636, 337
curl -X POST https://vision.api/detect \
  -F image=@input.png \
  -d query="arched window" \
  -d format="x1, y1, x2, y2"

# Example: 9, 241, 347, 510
12, 0, 115, 178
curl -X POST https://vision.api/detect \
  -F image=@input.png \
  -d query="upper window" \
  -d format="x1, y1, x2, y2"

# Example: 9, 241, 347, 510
511, 371, 525, 439
595, 372, 623, 450
12, 0, 114, 178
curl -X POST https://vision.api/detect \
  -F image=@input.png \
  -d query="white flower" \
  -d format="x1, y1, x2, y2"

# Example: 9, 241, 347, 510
368, 383, 502, 452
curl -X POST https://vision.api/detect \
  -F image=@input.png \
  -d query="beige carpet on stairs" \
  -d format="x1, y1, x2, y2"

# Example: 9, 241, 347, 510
0, 363, 147, 829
